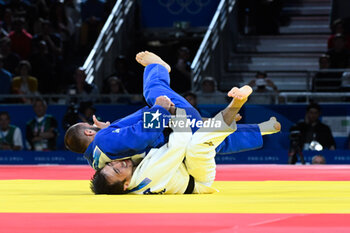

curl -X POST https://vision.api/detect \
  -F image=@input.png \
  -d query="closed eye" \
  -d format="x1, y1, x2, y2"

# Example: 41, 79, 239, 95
113, 168, 120, 174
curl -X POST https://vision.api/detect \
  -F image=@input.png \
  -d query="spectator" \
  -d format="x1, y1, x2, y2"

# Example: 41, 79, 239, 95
32, 19, 63, 58
80, 0, 106, 50
26, 98, 58, 151
0, 54, 12, 102
62, 101, 80, 131
63, 0, 82, 47
62, 100, 102, 131
32, 19, 65, 90
236, 0, 256, 34
66, 67, 99, 103
8, 17, 32, 59
102, 76, 130, 103
49, 1, 75, 57
6, 0, 38, 31
0, 8, 13, 37
291, 102, 336, 151
341, 69, 350, 91
171, 46, 192, 93
0, 111, 23, 150
78, 101, 101, 124
313, 54, 342, 92
11, 60, 39, 104
327, 34, 350, 68
254, 0, 283, 35
30, 40, 57, 94
183, 92, 211, 118
0, 36, 20, 74
108, 55, 140, 94
311, 155, 326, 165
34, 0, 50, 19
328, 19, 350, 50
195, 76, 227, 104
248, 71, 279, 104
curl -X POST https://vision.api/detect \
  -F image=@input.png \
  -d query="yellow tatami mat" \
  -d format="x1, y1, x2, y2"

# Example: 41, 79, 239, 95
1, 180, 350, 214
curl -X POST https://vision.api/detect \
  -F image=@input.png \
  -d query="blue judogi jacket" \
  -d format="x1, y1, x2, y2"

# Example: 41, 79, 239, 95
84, 105, 170, 169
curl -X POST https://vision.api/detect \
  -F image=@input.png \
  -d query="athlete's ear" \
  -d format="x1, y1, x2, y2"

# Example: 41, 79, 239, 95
123, 181, 129, 191
84, 129, 96, 136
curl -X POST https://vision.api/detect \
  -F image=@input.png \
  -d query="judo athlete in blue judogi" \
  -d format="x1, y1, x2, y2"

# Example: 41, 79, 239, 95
64, 51, 280, 170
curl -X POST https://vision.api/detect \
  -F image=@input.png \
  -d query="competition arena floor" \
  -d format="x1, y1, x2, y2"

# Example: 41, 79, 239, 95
1, 164, 350, 233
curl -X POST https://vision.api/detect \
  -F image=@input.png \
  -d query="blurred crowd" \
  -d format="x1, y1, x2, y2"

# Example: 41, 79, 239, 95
1, 0, 350, 157
0, 0, 117, 104
313, 18, 350, 92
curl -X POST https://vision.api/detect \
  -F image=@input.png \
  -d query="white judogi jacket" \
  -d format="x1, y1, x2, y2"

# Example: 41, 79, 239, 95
127, 108, 236, 195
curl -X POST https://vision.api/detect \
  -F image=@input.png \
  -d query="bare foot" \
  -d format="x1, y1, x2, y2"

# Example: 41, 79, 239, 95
227, 85, 253, 108
270, 117, 281, 132
258, 117, 281, 135
136, 51, 171, 72
235, 113, 242, 122
221, 86, 251, 126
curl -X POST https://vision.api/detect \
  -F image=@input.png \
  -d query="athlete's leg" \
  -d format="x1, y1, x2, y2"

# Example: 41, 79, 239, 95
185, 112, 235, 189
136, 51, 196, 109
184, 86, 251, 191
135, 51, 280, 153
136, 51, 202, 132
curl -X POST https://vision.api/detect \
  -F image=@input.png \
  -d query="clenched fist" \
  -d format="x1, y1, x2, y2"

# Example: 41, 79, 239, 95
155, 96, 174, 111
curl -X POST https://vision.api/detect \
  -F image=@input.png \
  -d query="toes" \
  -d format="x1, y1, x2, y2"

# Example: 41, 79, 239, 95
274, 122, 281, 131
136, 51, 145, 58
227, 87, 239, 97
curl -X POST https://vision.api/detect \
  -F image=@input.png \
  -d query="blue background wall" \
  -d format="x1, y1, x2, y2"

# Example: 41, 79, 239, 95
139, 0, 219, 27
1, 103, 349, 165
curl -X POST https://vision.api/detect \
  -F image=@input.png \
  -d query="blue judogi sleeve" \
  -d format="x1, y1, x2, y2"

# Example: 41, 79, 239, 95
84, 105, 170, 170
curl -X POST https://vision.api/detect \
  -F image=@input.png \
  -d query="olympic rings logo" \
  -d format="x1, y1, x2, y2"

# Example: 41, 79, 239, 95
158, 0, 211, 15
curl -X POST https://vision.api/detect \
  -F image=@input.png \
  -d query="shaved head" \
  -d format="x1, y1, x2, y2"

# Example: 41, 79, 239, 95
64, 123, 99, 153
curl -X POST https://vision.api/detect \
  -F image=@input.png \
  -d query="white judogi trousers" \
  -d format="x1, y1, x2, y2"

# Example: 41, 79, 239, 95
127, 108, 236, 194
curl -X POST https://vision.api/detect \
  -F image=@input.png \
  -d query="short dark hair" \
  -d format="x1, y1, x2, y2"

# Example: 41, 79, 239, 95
307, 102, 321, 112
334, 33, 345, 40
256, 71, 267, 78
0, 111, 10, 119
33, 98, 47, 108
331, 18, 343, 32
312, 155, 326, 164
0, 36, 11, 46
17, 60, 32, 74
90, 169, 127, 195
319, 54, 330, 63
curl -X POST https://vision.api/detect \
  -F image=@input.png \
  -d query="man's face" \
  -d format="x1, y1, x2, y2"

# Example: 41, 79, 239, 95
101, 159, 133, 189
202, 81, 215, 93
306, 108, 320, 123
319, 58, 330, 69
33, 101, 47, 117
0, 114, 10, 130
